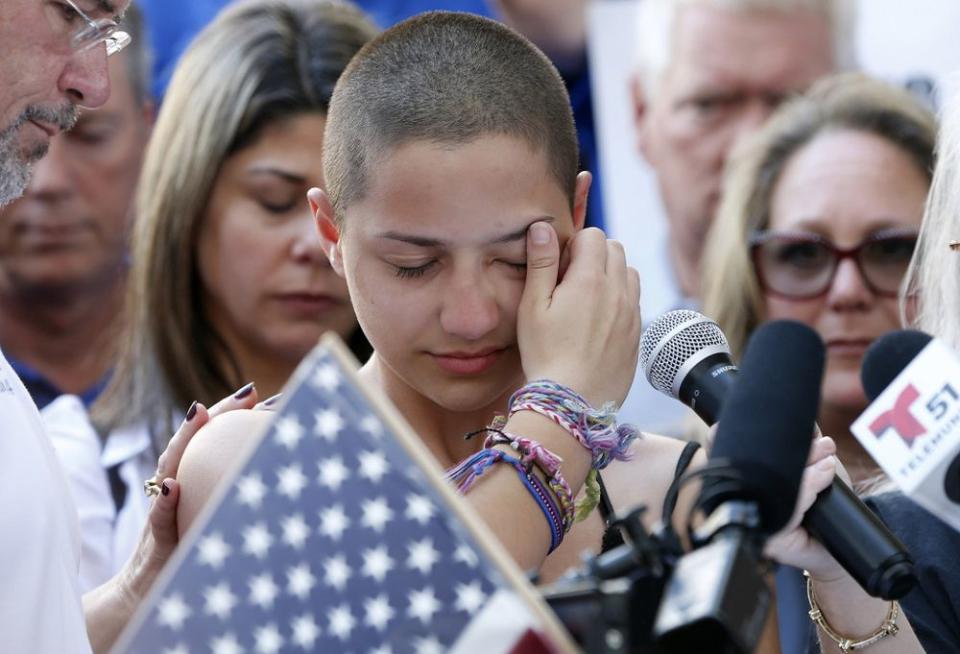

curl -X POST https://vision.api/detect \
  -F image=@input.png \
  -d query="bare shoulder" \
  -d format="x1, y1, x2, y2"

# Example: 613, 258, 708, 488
177, 409, 275, 536
600, 433, 707, 525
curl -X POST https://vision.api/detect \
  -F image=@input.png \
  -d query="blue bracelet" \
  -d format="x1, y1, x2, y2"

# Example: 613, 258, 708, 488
447, 448, 564, 552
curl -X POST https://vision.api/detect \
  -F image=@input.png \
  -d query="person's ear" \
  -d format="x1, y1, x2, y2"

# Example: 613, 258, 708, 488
307, 187, 345, 276
572, 171, 591, 231
630, 71, 652, 159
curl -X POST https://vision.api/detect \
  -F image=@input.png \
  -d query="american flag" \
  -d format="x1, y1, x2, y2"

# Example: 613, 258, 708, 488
111, 337, 572, 654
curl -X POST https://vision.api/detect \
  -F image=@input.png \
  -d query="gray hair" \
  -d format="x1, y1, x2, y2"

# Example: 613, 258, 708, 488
903, 77, 960, 347
634, 0, 858, 96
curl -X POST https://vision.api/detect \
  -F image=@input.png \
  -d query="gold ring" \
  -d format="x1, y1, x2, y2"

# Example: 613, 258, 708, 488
143, 475, 163, 498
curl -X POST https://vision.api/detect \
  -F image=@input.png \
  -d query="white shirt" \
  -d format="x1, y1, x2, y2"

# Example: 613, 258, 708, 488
43, 396, 155, 592
0, 347, 91, 654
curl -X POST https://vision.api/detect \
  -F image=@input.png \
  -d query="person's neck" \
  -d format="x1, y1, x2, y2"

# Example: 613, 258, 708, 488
359, 354, 518, 468
0, 275, 125, 396
668, 233, 701, 300
818, 404, 879, 486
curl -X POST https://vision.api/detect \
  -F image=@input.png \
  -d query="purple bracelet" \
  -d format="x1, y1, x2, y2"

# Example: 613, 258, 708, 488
482, 430, 576, 534
447, 448, 564, 551
505, 380, 638, 470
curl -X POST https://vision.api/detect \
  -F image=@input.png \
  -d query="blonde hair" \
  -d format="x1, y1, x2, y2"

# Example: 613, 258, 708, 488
634, 0, 857, 96
903, 78, 960, 347
92, 0, 377, 440
702, 73, 937, 359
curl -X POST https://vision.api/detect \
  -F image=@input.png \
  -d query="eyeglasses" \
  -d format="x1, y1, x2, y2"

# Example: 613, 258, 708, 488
749, 229, 918, 300
44, 0, 131, 57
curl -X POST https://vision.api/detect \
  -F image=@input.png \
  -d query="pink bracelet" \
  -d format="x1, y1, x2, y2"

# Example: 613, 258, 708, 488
484, 430, 575, 533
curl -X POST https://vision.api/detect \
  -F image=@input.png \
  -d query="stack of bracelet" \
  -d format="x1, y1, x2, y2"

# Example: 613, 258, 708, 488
506, 380, 638, 469
447, 444, 567, 552
446, 379, 639, 553
504, 380, 639, 519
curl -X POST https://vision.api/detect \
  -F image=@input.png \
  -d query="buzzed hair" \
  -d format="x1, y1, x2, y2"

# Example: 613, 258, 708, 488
323, 11, 579, 222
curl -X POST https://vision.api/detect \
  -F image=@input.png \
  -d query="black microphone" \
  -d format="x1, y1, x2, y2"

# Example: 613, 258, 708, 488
654, 320, 822, 653
640, 310, 917, 600
861, 329, 933, 401
697, 320, 823, 533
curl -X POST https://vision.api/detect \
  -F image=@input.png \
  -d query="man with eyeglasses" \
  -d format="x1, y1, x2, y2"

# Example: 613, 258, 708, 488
0, 2, 150, 413
0, 0, 130, 206
0, 3, 257, 653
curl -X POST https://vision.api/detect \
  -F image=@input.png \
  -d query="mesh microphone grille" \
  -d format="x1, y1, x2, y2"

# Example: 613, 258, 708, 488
639, 310, 729, 397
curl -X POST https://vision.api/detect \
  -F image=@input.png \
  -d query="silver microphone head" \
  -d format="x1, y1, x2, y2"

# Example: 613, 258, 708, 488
639, 309, 731, 398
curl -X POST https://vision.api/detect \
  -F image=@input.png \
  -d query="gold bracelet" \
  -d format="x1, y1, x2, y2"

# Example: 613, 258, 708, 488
805, 572, 900, 652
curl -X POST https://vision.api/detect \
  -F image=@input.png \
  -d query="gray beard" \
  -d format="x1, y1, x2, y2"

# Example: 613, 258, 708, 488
0, 123, 37, 208
0, 104, 77, 208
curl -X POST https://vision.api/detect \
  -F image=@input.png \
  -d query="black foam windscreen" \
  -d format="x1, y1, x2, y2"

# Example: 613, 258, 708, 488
861, 330, 933, 402
699, 320, 825, 535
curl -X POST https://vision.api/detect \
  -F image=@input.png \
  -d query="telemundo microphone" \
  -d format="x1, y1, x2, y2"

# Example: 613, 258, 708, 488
853, 329, 960, 532
654, 320, 822, 654
640, 310, 916, 600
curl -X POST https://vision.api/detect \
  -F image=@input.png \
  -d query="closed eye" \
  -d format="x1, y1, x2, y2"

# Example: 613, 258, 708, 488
258, 199, 299, 214
393, 260, 437, 279
500, 260, 527, 272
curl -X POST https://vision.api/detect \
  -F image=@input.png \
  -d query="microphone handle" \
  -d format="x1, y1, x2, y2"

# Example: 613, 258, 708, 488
677, 353, 739, 425
803, 477, 916, 600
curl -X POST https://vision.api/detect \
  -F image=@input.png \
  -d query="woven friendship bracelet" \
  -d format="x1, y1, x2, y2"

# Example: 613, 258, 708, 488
482, 430, 576, 533
447, 448, 564, 551
505, 380, 639, 470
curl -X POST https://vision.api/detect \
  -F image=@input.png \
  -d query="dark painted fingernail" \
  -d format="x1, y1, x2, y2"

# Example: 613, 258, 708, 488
161, 481, 170, 496
234, 382, 255, 399
185, 401, 198, 421
263, 393, 282, 407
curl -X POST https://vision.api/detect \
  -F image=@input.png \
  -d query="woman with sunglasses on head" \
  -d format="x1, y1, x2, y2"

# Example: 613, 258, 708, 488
702, 72, 936, 485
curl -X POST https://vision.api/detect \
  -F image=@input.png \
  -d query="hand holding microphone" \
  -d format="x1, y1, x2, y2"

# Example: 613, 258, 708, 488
763, 436, 844, 578
640, 310, 916, 599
